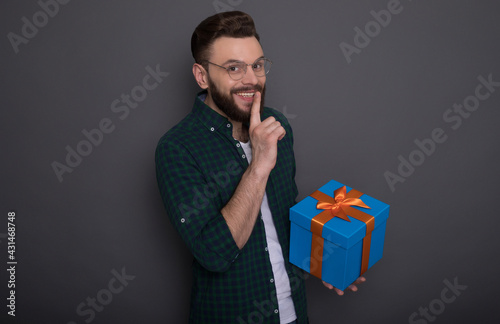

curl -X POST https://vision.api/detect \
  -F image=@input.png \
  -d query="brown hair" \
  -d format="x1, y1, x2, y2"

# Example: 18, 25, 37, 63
191, 11, 260, 66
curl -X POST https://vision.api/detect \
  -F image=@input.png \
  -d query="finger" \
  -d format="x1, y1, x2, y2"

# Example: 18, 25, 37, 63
323, 281, 345, 296
263, 120, 282, 134
269, 125, 286, 141
249, 91, 261, 129
259, 116, 276, 127
347, 284, 358, 292
278, 128, 286, 141
260, 118, 285, 141
334, 288, 344, 296
354, 276, 366, 284
256, 119, 284, 142
322, 281, 333, 289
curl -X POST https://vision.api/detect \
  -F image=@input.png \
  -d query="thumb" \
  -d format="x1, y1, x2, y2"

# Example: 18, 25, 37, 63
249, 91, 261, 130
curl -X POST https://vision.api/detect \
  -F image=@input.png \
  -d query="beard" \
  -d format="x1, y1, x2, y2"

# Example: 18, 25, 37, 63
207, 75, 266, 123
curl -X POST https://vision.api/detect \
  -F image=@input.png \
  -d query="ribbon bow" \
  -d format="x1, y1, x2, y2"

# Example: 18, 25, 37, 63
316, 186, 371, 222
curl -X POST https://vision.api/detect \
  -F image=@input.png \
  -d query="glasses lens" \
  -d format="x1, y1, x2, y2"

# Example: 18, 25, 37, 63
227, 63, 246, 80
225, 59, 272, 80
253, 59, 271, 76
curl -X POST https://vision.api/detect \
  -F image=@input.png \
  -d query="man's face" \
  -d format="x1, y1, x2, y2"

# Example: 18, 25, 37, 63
205, 36, 266, 123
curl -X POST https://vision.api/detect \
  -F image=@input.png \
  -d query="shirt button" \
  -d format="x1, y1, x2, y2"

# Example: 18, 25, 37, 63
180, 218, 186, 223
270, 278, 274, 283
210, 127, 214, 132
236, 143, 241, 147
227, 123, 231, 128
242, 154, 246, 159
274, 309, 279, 314
265, 247, 268, 252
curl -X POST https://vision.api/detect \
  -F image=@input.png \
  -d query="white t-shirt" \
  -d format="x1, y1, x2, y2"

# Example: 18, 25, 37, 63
239, 140, 297, 324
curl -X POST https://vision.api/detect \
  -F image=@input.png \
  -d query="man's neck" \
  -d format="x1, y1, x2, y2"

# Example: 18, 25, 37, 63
231, 121, 249, 143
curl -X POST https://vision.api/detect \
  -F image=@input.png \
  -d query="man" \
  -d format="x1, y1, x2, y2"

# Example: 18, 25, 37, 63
155, 11, 364, 323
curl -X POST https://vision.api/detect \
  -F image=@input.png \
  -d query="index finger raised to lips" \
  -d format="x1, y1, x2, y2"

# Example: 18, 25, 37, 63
250, 91, 261, 128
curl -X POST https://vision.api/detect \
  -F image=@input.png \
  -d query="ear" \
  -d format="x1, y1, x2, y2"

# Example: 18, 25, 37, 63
193, 63, 209, 89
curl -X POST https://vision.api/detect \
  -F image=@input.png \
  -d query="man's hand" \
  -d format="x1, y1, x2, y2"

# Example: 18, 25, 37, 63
248, 91, 286, 175
220, 92, 286, 249
322, 277, 366, 296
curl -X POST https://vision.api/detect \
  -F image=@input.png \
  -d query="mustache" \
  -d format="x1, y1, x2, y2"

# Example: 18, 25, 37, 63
230, 85, 264, 94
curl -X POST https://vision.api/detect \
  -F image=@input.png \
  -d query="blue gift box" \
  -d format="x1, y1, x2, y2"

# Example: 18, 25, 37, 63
289, 180, 390, 291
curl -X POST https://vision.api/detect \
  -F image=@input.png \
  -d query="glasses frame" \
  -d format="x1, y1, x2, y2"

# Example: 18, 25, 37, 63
204, 57, 272, 81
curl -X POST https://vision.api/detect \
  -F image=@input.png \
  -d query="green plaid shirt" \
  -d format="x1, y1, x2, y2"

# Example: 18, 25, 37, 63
155, 91, 308, 323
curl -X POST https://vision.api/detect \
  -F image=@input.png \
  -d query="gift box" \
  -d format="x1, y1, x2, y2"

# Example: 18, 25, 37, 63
289, 180, 390, 291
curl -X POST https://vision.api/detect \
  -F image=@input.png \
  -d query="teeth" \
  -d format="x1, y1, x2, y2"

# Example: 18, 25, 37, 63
236, 92, 255, 98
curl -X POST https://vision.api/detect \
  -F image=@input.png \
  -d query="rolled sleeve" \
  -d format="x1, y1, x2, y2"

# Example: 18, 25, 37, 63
155, 139, 240, 272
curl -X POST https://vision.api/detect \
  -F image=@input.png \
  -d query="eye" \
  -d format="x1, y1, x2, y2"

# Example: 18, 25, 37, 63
253, 60, 265, 70
228, 65, 240, 72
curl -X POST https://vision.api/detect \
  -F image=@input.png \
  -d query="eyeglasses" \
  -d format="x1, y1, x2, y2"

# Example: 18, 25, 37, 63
204, 57, 272, 81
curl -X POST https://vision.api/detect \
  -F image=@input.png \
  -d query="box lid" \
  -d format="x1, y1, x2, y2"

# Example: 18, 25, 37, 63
290, 180, 390, 249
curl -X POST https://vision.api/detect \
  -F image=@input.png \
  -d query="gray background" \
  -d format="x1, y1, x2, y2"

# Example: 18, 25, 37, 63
1, 0, 499, 323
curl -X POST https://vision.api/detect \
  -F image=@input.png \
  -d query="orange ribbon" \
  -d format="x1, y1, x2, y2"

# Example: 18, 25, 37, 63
309, 186, 374, 280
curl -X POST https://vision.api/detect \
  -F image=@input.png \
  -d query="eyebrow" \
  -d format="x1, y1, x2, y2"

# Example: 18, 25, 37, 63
221, 56, 265, 65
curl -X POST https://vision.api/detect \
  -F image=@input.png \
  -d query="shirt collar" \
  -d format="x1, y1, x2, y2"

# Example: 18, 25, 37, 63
193, 90, 231, 132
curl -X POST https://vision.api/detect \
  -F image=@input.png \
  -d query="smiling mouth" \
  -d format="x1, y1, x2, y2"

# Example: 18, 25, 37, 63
234, 92, 256, 98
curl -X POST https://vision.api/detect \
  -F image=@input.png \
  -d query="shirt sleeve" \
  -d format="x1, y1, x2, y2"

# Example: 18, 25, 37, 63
155, 138, 241, 273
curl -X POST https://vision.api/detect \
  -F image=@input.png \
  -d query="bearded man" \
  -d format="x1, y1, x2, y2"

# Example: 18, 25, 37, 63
155, 11, 363, 324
